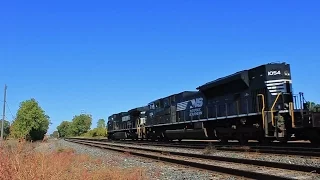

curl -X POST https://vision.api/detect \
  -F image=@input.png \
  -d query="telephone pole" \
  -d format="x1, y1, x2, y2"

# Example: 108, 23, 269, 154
1, 84, 7, 141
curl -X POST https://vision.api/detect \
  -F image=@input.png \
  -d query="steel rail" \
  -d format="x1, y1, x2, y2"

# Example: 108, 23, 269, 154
66, 138, 320, 174
66, 137, 320, 157
65, 139, 305, 180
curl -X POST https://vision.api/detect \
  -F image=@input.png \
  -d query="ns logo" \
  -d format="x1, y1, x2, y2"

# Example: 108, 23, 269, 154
190, 98, 203, 109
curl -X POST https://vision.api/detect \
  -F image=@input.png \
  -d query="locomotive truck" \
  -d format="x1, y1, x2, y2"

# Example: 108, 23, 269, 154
107, 62, 320, 144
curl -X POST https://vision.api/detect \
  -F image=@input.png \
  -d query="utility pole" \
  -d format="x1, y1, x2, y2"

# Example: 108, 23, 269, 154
1, 84, 7, 140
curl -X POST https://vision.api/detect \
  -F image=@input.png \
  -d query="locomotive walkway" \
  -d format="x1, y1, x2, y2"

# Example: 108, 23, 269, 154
65, 138, 320, 180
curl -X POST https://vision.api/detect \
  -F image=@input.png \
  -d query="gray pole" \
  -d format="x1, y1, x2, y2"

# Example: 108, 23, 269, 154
1, 84, 7, 140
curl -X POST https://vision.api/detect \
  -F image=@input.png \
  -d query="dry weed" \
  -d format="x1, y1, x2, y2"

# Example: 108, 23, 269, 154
203, 142, 215, 154
0, 141, 147, 180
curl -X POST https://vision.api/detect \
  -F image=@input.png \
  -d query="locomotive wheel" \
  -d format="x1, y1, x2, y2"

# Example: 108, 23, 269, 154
258, 137, 272, 144
238, 138, 248, 145
277, 137, 288, 144
219, 138, 228, 144
308, 130, 320, 146
310, 138, 320, 145
238, 135, 248, 145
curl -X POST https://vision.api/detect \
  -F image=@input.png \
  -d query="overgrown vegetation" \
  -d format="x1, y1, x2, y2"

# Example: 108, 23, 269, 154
203, 142, 216, 155
0, 140, 146, 180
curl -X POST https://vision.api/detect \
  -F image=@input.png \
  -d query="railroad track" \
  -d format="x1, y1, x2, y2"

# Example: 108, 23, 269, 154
67, 137, 320, 157
65, 138, 320, 180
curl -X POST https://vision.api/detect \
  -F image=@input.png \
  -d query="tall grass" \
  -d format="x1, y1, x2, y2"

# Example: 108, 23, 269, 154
0, 140, 147, 180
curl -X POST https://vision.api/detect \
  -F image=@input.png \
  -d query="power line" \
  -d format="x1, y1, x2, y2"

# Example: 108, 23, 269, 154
5, 101, 15, 120
0, 116, 11, 123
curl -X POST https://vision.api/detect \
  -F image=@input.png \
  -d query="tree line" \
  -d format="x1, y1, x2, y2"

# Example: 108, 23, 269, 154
305, 101, 320, 112
0, 98, 107, 141
1, 98, 319, 141
55, 115, 107, 138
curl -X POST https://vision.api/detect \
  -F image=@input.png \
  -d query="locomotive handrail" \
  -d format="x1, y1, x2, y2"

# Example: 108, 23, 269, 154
271, 92, 282, 127
257, 94, 265, 129
289, 102, 295, 128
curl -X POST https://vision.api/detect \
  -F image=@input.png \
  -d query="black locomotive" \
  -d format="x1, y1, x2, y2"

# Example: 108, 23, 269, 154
107, 62, 320, 144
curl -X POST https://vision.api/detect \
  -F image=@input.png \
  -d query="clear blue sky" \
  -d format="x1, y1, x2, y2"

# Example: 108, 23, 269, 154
0, 0, 319, 134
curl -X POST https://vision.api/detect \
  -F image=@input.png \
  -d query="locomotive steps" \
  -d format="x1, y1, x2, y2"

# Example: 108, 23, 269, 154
65, 138, 320, 180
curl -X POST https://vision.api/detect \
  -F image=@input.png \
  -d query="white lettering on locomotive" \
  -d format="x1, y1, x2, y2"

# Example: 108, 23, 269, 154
268, 70, 281, 76
190, 98, 203, 109
189, 108, 203, 116
189, 98, 203, 116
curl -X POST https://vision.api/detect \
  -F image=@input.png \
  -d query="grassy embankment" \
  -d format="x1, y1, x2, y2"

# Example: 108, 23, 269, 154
0, 139, 146, 180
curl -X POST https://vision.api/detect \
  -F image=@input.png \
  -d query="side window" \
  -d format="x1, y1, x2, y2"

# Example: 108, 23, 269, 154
163, 98, 170, 108
149, 103, 155, 110
234, 93, 240, 100
155, 101, 160, 108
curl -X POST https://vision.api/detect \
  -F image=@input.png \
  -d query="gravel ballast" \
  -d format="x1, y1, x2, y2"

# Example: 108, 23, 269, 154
68, 139, 320, 179
93, 140, 320, 168
45, 139, 241, 180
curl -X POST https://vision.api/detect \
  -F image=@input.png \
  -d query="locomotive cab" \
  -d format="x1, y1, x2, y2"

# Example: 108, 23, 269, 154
194, 62, 297, 143
128, 106, 148, 140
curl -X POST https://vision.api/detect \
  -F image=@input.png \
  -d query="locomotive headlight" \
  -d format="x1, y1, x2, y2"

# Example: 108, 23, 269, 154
284, 71, 290, 76
284, 103, 289, 109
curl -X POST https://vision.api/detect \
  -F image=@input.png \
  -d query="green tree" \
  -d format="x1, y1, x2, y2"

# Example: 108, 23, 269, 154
97, 118, 106, 128
306, 101, 320, 112
57, 121, 72, 137
0, 120, 10, 139
70, 114, 92, 136
51, 131, 59, 138
10, 98, 50, 140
